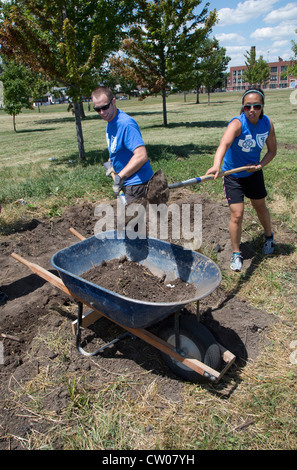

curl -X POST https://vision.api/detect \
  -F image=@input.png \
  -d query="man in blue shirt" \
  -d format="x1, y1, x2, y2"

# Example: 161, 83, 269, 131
91, 86, 153, 203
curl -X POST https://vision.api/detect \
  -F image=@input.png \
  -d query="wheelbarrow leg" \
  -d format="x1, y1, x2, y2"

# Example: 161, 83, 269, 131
75, 302, 131, 357
174, 311, 181, 352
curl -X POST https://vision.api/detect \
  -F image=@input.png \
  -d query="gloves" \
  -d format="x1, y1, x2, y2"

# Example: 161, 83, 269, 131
113, 174, 126, 196
103, 161, 114, 177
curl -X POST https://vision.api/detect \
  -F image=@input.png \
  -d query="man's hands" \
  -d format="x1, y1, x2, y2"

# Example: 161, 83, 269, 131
103, 161, 114, 177
112, 174, 127, 196
103, 161, 127, 196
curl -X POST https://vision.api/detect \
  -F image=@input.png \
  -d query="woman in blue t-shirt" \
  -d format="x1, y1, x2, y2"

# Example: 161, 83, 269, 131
206, 86, 277, 272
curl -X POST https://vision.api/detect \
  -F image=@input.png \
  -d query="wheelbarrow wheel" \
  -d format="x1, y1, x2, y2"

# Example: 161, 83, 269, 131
158, 315, 221, 382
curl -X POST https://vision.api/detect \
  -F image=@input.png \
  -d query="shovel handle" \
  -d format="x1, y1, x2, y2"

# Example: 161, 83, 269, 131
168, 166, 255, 189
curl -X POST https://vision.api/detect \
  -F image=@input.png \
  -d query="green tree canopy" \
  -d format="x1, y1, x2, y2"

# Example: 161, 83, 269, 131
110, 0, 217, 126
287, 29, 297, 76
1, 59, 35, 132
243, 47, 270, 87
200, 39, 230, 104
0, 0, 135, 159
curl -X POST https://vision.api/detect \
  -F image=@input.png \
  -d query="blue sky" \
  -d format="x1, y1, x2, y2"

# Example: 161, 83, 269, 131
204, 0, 297, 69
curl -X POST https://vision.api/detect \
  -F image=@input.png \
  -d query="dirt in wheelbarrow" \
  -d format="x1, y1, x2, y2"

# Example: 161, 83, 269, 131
0, 189, 294, 449
83, 256, 197, 302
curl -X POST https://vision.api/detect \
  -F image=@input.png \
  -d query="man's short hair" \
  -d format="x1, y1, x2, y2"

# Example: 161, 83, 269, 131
91, 86, 114, 101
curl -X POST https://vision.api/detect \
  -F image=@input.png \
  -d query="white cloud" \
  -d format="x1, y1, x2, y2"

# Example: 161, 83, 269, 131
251, 22, 297, 40
215, 33, 246, 44
264, 3, 297, 24
217, 0, 279, 26
222, 45, 250, 66
271, 39, 290, 48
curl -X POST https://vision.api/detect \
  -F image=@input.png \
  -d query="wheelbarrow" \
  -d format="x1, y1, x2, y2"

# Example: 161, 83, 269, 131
11, 228, 235, 383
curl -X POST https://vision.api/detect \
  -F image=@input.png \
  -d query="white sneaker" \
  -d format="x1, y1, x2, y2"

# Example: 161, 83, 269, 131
263, 234, 275, 255
230, 252, 243, 272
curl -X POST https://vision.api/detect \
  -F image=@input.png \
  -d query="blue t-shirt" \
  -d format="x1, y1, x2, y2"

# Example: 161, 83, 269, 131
106, 109, 153, 186
222, 113, 271, 178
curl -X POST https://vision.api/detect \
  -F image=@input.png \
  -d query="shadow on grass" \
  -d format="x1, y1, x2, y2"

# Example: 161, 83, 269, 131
16, 128, 57, 133
199, 235, 295, 390
34, 110, 229, 131
143, 120, 229, 130
208, 233, 295, 316
54, 142, 218, 168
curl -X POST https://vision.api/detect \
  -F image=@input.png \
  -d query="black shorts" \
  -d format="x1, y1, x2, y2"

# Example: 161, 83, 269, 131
124, 182, 148, 203
223, 171, 267, 204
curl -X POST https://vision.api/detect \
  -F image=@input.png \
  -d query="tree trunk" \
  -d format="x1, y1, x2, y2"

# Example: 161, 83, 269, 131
74, 101, 86, 160
196, 85, 200, 104
162, 86, 167, 127
79, 101, 85, 119
13, 114, 17, 132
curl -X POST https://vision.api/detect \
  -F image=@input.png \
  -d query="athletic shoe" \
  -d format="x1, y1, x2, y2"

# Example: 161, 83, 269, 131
230, 252, 243, 272
263, 234, 275, 255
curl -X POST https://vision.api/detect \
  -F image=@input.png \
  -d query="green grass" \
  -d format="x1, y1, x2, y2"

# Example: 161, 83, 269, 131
1, 90, 296, 227
0, 89, 296, 450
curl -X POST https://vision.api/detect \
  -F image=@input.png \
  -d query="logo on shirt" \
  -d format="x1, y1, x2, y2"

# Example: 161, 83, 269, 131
110, 135, 117, 153
238, 135, 256, 152
106, 134, 117, 153
256, 132, 269, 149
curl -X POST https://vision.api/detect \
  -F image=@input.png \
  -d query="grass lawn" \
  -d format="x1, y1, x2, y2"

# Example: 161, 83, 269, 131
0, 89, 296, 450
0, 89, 296, 229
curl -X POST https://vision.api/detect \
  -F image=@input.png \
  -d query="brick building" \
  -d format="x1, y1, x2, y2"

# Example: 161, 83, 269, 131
227, 57, 296, 92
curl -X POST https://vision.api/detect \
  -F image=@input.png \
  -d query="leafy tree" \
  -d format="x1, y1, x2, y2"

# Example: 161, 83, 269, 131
287, 29, 297, 76
31, 77, 55, 113
1, 60, 35, 132
199, 39, 230, 104
243, 47, 270, 87
0, 0, 135, 159
173, 38, 223, 104
110, 0, 217, 126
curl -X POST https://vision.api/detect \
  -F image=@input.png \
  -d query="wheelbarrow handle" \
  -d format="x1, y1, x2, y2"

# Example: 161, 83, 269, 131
69, 227, 86, 241
10, 252, 71, 296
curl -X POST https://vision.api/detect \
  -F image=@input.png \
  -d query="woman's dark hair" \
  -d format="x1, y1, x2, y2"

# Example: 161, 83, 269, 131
240, 85, 265, 119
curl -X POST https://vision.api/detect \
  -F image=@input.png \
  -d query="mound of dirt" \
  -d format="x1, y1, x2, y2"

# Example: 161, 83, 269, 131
83, 256, 197, 303
1, 189, 290, 449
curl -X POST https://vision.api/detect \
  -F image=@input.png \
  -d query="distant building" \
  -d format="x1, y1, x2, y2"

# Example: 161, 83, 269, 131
227, 56, 296, 92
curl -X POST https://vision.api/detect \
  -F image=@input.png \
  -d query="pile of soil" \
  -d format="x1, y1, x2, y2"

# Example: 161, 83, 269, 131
1, 189, 294, 449
146, 169, 170, 204
83, 255, 197, 302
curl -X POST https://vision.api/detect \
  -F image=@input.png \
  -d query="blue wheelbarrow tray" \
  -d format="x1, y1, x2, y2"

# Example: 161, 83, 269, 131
51, 230, 222, 329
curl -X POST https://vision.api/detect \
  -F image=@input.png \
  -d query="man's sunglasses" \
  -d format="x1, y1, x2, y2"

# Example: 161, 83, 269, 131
94, 98, 113, 113
243, 104, 263, 112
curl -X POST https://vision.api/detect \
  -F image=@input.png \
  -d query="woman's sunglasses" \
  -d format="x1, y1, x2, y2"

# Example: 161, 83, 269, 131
243, 104, 263, 112
94, 98, 113, 113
